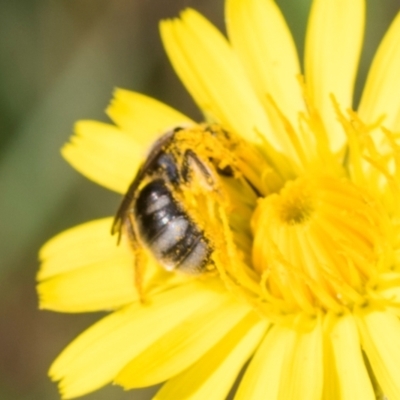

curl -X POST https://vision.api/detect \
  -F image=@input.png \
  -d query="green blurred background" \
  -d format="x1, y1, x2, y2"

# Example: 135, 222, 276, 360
0, 0, 399, 399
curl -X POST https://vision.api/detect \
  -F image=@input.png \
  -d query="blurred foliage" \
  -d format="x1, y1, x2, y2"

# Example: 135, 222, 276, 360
0, 0, 399, 399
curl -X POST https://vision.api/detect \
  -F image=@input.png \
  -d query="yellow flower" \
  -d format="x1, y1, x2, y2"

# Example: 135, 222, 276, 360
37, 0, 400, 399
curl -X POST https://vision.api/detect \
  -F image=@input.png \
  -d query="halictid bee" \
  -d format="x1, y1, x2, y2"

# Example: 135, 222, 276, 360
112, 124, 245, 279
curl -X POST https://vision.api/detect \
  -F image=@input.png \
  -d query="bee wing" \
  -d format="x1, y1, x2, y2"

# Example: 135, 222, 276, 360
111, 172, 142, 240
112, 128, 179, 240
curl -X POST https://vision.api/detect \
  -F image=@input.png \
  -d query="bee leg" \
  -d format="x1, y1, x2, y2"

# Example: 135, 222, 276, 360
132, 247, 146, 304
181, 149, 215, 188
124, 216, 146, 303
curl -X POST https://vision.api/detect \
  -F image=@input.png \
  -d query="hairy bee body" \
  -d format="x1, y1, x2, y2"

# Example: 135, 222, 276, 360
112, 125, 234, 274
134, 178, 211, 273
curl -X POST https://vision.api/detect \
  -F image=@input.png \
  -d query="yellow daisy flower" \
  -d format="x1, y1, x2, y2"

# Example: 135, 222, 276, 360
37, 0, 400, 399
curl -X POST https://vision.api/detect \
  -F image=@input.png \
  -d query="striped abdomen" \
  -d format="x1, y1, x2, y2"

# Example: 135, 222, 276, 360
134, 179, 211, 273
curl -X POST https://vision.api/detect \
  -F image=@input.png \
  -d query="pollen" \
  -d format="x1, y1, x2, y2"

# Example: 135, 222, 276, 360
251, 175, 393, 316
274, 179, 314, 225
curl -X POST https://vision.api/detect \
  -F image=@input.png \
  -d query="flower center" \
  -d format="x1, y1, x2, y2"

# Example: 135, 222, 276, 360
251, 175, 392, 315
276, 180, 314, 225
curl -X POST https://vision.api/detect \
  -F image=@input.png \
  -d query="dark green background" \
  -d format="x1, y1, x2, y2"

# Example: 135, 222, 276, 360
0, 1, 398, 399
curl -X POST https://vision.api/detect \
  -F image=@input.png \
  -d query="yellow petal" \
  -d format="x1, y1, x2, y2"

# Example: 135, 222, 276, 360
358, 12, 400, 132
380, 286, 400, 309
327, 314, 375, 400
50, 280, 226, 399
356, 309, 400, 400
305, 0, 365, 151
160, 9, 277, 147
62, 120, 143, 194
115, 296, 255, 388
226, 0, 303, 126
377, 272, 400, 311
38, 218, 126, 280
321, 319, 340, 400
278, 318, 323, 400
235, 325, 296, 400
106, 89, 193, 146
38, 254, 136, 312
154, 315, 268, 400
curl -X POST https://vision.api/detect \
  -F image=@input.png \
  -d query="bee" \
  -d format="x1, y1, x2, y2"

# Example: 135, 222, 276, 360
112, 124, 241, 279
